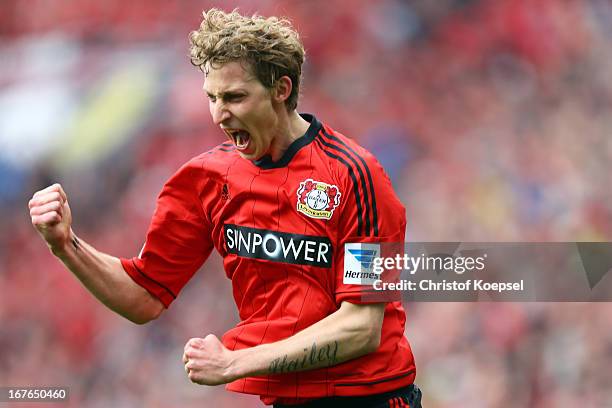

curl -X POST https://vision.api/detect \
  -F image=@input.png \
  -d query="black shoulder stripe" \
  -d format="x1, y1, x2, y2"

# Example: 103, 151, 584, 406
316, 132, 372, 236
320, 129, 379, 236
131, 259, 177, 300
203, 144, 236, 155
315, 138, 364, 236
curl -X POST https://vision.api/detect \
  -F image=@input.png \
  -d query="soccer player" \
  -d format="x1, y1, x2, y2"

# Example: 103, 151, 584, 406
28, 8, 421, 408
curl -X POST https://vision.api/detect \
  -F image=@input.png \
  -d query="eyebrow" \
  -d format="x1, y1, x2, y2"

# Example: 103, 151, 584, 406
205, 89, 247, 99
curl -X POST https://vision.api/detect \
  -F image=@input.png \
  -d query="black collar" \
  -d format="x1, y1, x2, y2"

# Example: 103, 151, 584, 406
253, 113, 321, 169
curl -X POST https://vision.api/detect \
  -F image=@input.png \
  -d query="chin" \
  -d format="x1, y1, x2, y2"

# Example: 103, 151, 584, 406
238, 151, 259, 161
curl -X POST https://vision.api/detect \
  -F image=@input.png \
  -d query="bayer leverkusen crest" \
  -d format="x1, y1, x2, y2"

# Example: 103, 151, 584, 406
296, 179, 341, 220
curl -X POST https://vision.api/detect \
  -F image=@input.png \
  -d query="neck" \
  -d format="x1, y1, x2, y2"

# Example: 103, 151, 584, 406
269, 110, 310, 162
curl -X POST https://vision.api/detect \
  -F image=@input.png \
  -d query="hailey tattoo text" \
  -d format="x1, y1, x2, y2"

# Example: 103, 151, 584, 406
268, 341, 339, 374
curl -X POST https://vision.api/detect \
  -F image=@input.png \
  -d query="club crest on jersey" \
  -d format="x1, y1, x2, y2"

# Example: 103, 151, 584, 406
296, 179, 341, 220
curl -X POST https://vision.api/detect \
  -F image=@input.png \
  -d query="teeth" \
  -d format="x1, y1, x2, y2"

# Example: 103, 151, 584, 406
225, 129, 248, 148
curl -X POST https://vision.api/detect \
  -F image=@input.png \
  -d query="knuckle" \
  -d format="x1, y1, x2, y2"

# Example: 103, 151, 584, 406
188, 337, 202, 347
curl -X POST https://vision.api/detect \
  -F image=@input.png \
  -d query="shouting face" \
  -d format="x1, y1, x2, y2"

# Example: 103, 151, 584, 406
204, 61, 281, 161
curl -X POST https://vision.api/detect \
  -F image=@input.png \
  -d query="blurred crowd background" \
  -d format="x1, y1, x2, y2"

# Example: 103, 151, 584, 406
1, 0, 611, 407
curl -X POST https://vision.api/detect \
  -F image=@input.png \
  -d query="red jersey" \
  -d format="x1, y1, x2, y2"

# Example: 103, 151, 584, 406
121, 114, 416, 404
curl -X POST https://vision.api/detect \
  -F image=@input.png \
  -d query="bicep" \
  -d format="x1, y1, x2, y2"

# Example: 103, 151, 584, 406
112, 255, 164, 322
334, 301, 385, 352
338, 301, 385, 330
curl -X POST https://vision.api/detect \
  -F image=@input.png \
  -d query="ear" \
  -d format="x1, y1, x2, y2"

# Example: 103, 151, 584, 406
272, 76, 292, 104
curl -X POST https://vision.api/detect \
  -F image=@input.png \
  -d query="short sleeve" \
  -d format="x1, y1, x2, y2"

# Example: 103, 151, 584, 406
334, 151, 406, 305
120, 162, 214, 307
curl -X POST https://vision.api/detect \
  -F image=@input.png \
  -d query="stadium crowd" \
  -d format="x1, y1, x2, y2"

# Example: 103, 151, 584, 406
1, 0, 611, 406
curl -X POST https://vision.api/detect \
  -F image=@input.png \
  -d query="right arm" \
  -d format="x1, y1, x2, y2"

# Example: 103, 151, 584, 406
29, 183, 164, 324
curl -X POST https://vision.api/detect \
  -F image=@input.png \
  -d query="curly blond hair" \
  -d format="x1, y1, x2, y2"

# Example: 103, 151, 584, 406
189, 8, 305, 111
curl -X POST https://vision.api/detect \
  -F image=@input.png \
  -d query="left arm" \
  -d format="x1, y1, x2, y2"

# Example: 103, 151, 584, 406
183, 301, 385, 385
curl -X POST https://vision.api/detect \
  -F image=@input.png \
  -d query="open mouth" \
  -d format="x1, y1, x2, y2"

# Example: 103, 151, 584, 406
225, 129, 251, 150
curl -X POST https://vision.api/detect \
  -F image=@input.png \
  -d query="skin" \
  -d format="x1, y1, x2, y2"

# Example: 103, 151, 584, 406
29, 60, 386, 387
183, 301, 385, 385
204, 60, 310, 162
28, 183, 163, 324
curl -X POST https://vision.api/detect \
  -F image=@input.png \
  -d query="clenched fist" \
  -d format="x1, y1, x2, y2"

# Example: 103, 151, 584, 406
182, 334, 237, 386
28, 183, 73, 253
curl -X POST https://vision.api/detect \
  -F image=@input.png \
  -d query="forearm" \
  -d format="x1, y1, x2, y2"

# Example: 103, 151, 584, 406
53, 230, 162, 324
29, 183, 163, 324
230, 302, 384, 378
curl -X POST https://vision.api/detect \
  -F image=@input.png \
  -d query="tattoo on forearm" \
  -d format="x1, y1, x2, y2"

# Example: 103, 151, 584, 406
72, 236, 80, 251
268, 341, 339, 374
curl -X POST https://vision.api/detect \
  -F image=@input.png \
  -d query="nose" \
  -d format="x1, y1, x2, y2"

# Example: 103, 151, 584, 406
211, 100, 231, 126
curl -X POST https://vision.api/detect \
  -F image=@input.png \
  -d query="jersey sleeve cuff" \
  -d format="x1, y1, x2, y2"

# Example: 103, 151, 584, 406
120, 257, 175, 308
335, 288, 400, 304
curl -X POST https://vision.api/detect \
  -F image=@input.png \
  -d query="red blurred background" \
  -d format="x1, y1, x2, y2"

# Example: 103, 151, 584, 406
1, 0, 611, 406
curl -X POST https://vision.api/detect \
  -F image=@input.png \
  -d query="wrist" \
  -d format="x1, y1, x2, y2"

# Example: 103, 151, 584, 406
226, 345, 266, 381
226, 347, 248, 381
50, 230, 76, 259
